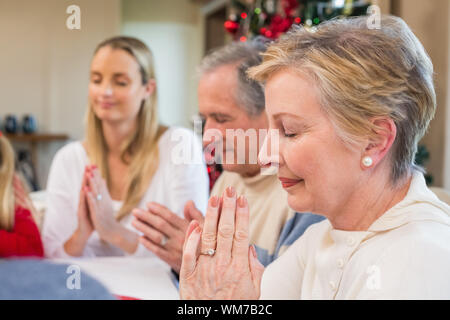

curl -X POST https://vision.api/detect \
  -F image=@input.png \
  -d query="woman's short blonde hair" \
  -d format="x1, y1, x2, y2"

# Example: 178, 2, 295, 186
248, 15, 436, 184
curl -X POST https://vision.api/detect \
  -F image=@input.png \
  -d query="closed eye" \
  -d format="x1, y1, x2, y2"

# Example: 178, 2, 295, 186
91, 77, 101, 84
212, 115, 231, 124
281, 126, 297, 138
215, 118, 228, 124
283, 132, 296, 138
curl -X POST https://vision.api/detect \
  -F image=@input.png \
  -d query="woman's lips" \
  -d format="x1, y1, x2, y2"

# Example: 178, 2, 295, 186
279, 177, 303, 188
98, 101, 116, 108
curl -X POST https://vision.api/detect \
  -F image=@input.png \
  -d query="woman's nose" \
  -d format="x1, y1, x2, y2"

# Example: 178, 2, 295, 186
258, 129, 280, 170
100, 83, 113, 96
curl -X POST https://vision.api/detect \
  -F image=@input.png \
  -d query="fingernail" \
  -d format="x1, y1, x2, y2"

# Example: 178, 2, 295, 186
147, 203, 157, 211
209, 196, 218, 208
238, 195, 247, 208
251, 245, 257, 258
187, 221, 198, 237
226, 186, 235, 198
195, 226, 202, 234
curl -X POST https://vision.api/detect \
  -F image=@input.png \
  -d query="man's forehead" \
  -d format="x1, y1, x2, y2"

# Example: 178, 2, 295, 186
198, 93, 240, 116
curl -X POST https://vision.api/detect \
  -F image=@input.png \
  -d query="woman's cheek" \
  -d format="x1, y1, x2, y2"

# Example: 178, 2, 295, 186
88, 85, 105, 106
87, 85, 97, 100
285, 143, 304, 176
120, 88, 140, 107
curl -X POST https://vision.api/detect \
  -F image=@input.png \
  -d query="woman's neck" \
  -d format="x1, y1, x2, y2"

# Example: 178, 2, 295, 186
101, 119, 136, 156
329, 171, 412, 232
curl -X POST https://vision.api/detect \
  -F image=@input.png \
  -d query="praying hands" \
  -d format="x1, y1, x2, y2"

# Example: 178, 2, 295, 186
63, 165, 139, 256
179, 187, 265, 300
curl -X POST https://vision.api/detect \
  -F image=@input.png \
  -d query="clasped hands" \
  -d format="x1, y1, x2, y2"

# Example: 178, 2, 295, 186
77, 165, 121, 244
132, 186, 265, 300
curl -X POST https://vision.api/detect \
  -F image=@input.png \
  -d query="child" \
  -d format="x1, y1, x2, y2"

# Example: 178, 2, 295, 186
0, 131, 43, 257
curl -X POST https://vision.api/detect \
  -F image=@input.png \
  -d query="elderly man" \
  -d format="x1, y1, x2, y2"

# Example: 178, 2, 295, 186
132, 38, 324, 275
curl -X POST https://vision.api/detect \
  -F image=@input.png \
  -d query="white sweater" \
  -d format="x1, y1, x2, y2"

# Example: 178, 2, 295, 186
42, 127, 209, 259
261, 171, 450, 299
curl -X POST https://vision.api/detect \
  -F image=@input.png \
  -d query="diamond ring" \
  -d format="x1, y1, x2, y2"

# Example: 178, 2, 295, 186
96, 193, 102, 201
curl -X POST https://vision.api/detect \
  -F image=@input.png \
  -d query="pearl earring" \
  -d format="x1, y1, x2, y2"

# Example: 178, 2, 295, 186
362, 156, 373, 167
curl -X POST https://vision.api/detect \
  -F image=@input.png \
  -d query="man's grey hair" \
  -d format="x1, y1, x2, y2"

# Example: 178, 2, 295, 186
198, 37, 270, 117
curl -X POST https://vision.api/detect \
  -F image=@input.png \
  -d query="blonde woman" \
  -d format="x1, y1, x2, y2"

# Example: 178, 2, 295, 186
179, 16, 450, 299
0, 132, 43, 257
42, 36, 208, 258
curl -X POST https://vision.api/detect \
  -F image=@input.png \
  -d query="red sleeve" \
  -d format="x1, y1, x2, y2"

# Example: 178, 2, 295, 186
0, 206, 44, 258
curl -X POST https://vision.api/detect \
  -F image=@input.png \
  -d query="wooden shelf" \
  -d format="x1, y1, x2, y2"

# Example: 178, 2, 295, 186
5, 133, 69, 143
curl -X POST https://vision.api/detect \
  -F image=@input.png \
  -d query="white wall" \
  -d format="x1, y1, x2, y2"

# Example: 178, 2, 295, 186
121, 22, 202, 127
121, 0, 204, 128
0, 0, 121, 188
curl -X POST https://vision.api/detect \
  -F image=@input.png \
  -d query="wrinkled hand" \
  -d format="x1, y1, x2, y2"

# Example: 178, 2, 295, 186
132, 200, 205, 273
85, 166, 120, 243
179, 187, 265, 300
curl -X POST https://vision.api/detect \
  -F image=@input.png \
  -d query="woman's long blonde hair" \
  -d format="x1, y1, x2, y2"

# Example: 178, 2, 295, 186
0, 134, 16, 231
86, 36, 166, 220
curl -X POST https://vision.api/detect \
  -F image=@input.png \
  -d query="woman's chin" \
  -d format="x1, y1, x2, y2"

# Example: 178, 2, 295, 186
287, 193, 312, 213
93, 109, 122, 123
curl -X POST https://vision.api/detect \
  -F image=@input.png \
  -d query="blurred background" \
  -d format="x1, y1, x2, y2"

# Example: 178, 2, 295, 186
0, 0, 449, 192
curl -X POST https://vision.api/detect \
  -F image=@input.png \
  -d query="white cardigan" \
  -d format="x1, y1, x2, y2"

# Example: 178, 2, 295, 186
261, 171, 450, 299
42, 127, 209, 259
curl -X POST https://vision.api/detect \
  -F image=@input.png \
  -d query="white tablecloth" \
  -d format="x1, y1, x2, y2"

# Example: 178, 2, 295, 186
51, 257, 179, 300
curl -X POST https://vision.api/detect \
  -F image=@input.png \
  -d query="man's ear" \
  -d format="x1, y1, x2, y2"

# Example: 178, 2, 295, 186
361, 117, 397, 169
143, 79, 156, 100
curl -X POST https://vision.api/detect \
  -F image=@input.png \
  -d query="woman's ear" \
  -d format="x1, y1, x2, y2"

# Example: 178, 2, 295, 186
361, 117, 397, 169
143, 79, 156, 101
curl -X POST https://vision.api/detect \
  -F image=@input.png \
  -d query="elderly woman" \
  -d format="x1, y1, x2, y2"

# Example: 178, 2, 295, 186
179, 15, 450, 299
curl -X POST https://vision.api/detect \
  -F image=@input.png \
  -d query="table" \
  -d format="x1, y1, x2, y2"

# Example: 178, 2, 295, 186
51, 257, 180, 300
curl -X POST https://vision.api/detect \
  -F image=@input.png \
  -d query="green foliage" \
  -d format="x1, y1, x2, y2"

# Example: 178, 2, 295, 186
415, 144, 433, 185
